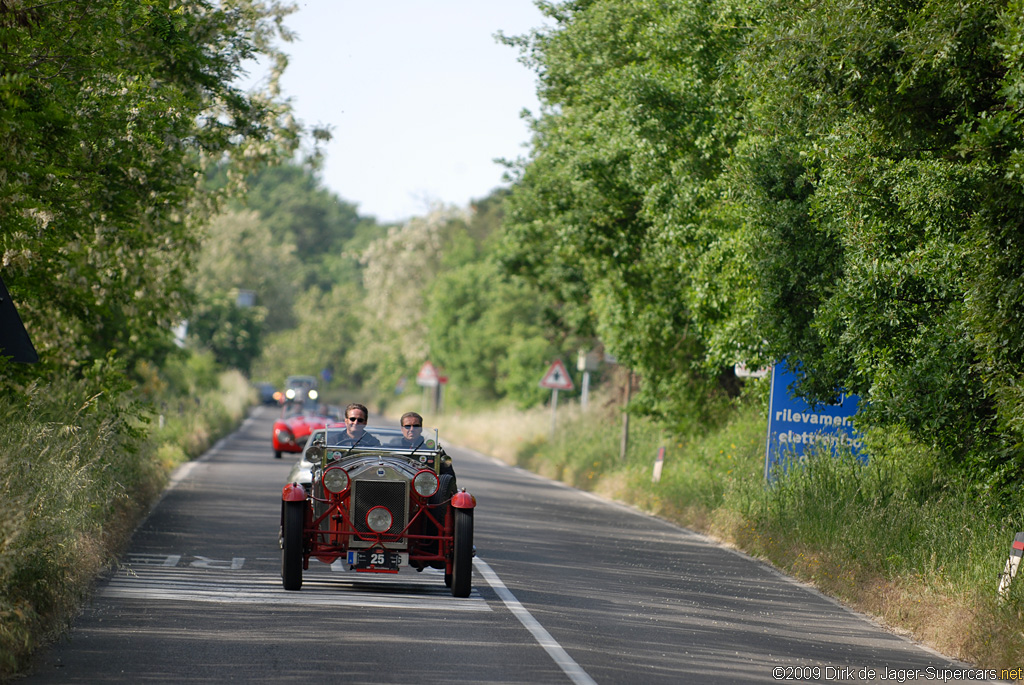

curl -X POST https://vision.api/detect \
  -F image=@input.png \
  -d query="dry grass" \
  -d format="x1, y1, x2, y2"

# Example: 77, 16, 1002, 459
430, 403, 552, 465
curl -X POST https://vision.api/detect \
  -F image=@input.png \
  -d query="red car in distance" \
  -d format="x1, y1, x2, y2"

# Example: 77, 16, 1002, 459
272, 402, 340, 459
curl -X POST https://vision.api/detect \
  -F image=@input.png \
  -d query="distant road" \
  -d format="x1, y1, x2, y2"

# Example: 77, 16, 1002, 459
25, 405, 975, 683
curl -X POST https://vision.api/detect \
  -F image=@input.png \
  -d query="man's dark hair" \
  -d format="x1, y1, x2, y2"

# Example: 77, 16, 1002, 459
345, 403, 369, 419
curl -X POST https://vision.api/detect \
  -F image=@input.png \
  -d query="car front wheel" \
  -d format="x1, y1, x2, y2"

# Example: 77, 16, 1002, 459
281, 501, 305, 591
450, 508, 473, 598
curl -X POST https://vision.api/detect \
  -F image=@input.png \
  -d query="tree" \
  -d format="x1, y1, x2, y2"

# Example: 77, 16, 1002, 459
0, 0, 301, 383
427, 260, 557, 407
193, 209, 302, 333
732, 0, 1024, 482
251, 283, 362, 389
186, 294, 266, 375
501, 0, 750, 428
236, 163, 376, 292
349, 207, 466, 392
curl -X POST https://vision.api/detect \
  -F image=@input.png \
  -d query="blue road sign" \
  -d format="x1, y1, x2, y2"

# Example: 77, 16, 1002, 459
764, 359, 865, 480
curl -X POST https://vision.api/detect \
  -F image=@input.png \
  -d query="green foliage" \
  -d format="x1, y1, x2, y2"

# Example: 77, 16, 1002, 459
501, 0, 751, 429
159, 349, 222, 396
0, 370, 155, 676
194, 161, 382, 380
186, 294, 266, 375
736, 441, 1018, 605
193, 208, 303, 333
251, 284, 362, 389
427, 260, 557, 407
730, 0, 1024, 485
498, 0, 1024, 488
352, 199, 565, 405
233, 163, 375, 293
0, 0, 300, 382
350, 207, 461, 393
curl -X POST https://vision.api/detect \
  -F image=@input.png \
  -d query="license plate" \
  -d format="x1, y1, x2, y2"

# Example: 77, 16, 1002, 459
347, 549, 404, 571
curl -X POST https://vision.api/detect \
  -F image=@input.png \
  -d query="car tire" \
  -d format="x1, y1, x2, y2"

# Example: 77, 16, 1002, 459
281, 501, 305, 591
428, 474, 457, 573
450, 508, 473, 598
429, 473, 456, 513
274, 450, 282, 459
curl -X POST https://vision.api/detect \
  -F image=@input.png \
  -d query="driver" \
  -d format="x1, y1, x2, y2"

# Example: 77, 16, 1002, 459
336, 403, 381, 446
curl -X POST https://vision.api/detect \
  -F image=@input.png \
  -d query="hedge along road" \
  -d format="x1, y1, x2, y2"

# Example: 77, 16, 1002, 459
23, 405, 975, 684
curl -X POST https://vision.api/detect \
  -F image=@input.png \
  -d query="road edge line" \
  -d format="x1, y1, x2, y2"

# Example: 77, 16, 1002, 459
473, 557, 597, 685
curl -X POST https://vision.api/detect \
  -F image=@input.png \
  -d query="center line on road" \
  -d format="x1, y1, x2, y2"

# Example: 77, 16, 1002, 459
473, 558, 597, 685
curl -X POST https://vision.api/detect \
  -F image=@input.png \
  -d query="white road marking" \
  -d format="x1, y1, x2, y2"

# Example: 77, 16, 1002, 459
474, 558, 597, 685
189, 555, 245, 570
100, 566, 489, 611
125, 553, 181, 567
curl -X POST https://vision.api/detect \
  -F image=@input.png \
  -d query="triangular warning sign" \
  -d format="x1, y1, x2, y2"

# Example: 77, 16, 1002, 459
416, 361, 439, 387
539, 359, 574, 390
0, 275, 37, 363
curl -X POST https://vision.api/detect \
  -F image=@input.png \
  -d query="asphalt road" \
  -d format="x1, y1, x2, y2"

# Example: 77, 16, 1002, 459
23, 405, 984, 684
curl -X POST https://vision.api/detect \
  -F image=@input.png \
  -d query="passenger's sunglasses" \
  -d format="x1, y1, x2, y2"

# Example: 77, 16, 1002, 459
402, 424, 422, 429
346, 416, 367, 423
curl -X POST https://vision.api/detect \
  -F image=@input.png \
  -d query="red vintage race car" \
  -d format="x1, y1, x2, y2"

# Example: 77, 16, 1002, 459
280, 425, 476, 597
271, 402, 339, 459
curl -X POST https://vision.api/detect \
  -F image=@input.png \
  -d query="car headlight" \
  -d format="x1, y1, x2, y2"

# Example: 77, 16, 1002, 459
322, 466, 349, 494
412, 470, 439, 497
366, 506, 393, 533
285, 388, 296, 400
308, 389, 318, 401
275, 427, 295, 445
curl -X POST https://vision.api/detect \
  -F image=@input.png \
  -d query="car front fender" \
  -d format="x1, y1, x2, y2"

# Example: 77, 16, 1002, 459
451, 489, 476, 510
282, 482, 307, 502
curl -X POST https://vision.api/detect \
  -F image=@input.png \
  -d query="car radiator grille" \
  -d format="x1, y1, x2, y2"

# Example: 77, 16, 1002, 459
351, 480, 408, 540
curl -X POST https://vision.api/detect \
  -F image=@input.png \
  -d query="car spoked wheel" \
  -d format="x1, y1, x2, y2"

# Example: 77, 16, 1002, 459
281, 501, 305, 591
450, 508, 473, 598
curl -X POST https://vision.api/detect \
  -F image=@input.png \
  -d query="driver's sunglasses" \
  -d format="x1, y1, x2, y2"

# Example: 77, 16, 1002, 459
346, 416, 367, 423
402, 423, 422, 429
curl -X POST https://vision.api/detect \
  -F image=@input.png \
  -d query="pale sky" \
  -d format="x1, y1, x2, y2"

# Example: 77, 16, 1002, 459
250, 1, 550, 224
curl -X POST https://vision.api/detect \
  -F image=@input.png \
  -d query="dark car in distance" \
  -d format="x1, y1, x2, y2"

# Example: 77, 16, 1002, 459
281, 375, 319, 405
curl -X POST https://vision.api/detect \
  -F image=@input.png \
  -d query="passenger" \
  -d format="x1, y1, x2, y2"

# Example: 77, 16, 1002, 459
392, 411, 427, 448
392, 411, 456, 479
337, 403, 381, 446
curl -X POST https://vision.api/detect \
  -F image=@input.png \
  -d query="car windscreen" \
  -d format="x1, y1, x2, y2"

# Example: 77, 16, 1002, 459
321, 426, 439, 452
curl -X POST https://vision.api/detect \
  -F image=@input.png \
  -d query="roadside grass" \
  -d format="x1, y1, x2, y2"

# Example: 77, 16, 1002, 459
0, 365, 253, 679
433, 388, 1024, 671
422, 400, 552, 464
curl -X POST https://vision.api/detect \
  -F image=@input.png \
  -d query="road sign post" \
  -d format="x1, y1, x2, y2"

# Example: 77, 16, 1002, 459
576, 349, 600, 411
416, 362, 440, 414
539, 360, 574, 438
